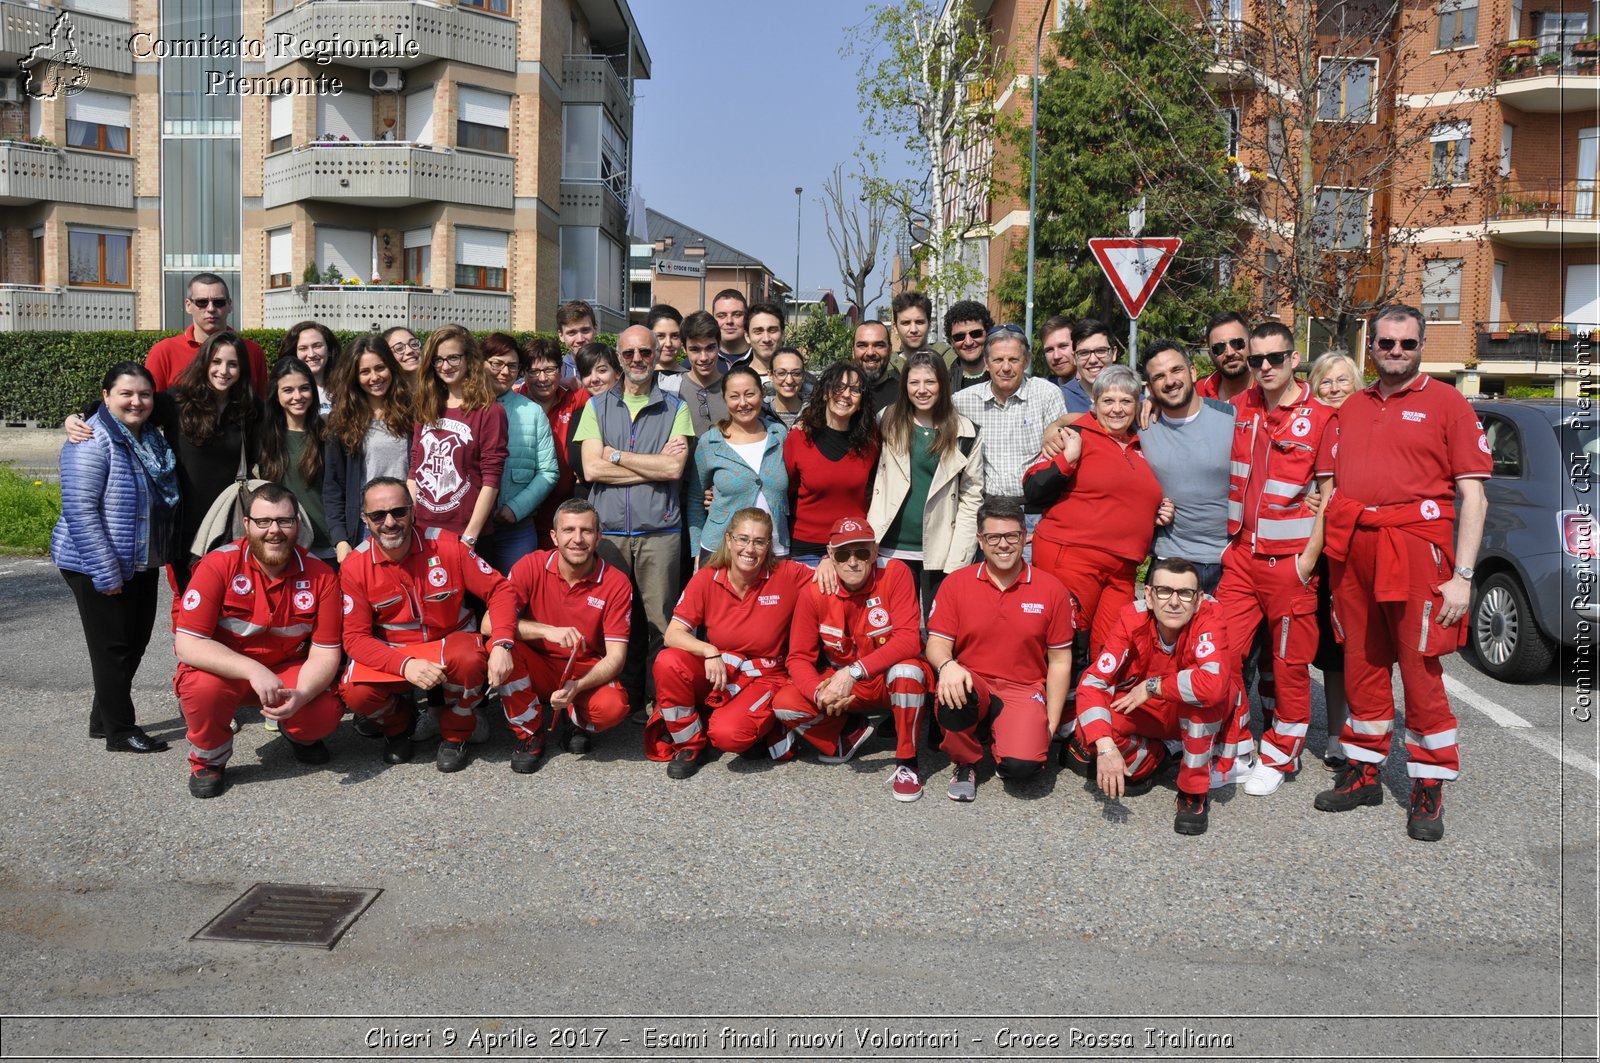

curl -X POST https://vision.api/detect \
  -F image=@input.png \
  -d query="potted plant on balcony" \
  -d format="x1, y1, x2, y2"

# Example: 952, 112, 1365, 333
1536, 51, 1563, 71
1574, 35, 1600, 57
1507, 38, 1537, 57
1488, 325, 1511, 341
1543, 323, 1570, 342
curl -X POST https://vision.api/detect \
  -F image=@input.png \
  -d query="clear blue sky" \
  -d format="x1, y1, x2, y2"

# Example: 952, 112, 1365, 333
630, 0, 911, 307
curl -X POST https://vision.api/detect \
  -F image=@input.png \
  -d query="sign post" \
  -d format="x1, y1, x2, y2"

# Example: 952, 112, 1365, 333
656, 257, 707, 309
1088, 235, 1181, 365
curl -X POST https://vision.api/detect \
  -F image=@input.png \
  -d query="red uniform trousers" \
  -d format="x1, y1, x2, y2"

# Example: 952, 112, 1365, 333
1076, 690, 1237, 796
341, 631, 527, 743
1331, 528, 1462, 780
175, 661, 343, 774
939, 673, 1051, 769
771, 660, 933, 760
649, 647, 790, 759
1215, 546, 1319, 772
510, 643, 629, 736
1032, 540, 1137, 661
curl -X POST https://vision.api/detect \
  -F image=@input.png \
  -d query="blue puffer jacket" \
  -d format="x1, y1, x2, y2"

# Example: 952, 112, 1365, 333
50, 407, 173, 591
497, 389, 559, 523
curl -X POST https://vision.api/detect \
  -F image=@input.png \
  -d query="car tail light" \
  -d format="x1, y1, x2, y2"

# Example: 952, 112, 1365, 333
1562, 510, 1597, 559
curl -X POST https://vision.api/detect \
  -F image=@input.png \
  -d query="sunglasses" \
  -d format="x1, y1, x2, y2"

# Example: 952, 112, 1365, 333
1374, 337, 1421, 351
1247, 351, 1293, 368
830, 546, 874, 563
950, 328, 986, 343
1210, 337, 1247, 355
190, 298, 230, 310
619, 347, 654, 359
364, 505, 411, 524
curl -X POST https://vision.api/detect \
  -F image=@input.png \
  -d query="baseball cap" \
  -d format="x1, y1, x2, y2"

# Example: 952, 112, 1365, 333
827, 517, 876, 550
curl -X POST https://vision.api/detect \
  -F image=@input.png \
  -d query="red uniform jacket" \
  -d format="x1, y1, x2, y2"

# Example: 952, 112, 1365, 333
1225, 382, 1336, 555
785, 558, 923, 702
175, 540, 341, 668
1023, 415, 1163, 562
1075, 598, 1232, 745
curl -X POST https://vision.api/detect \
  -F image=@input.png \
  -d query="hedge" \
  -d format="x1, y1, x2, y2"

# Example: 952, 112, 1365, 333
0, 328, 598, 427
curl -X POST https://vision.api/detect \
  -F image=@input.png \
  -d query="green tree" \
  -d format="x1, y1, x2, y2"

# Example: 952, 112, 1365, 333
997, 0, 1248, 349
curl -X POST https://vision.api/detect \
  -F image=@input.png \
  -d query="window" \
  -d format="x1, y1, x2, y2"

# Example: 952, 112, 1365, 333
1267, 115, 1286, 179
1310, 317, 1364, 357
1481, 414, 1524, 478
455, 227, 508, 290
267, 228, 292, 289
1429, 121, 1471, 185
65, 91, 130, 153
316, 228, 373, 282
461, 0, 511, 12
1262, 251, 1281, 315
317, 91, 372, 142
562, 104, 628, 201
30, 229, 44, 286
456, 87, 510, 153
559, 225, 623, 309
1421, 258, 1464, 321
1436, 0, 1477, 48
403, 228, 431, 286
1316, 58, 1377, 122
1312, 187, 1369, 249
1500, 123, 1513, 178
269, 94, 292, 153
68, 228, 131, 287
1221, 107, 1240, 159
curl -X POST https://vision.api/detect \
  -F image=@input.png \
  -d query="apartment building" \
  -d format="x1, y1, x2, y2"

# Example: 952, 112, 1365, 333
0, 0, 647, 336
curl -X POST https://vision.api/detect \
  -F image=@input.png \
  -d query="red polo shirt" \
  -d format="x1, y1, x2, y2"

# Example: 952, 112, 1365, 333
1331, 374, 1490, 505
670, 559, 812, 668
507, 548, 632, 660
928, 562, 1075, 687
175, 540, 341, 667
146, 326, 268, 396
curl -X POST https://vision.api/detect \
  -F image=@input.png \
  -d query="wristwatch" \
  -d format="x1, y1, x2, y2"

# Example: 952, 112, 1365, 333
1145, 676, 1161, 698
608, 449, 622, 464
461, 534, 477, 548
1454, 564, 1474, 580
848, 661, 868, 681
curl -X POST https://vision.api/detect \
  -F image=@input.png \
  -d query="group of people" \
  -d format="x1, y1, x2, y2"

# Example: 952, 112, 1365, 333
50, 275, 1489, 842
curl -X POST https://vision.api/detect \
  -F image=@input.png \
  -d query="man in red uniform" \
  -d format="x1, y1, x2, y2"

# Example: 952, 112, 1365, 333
1068, 558, 1241, 835
504, 499, 632, 765
173, 483, 343, 799
775, 518, 935, 801
925, 499, 1075, 803
1317, 304, 1489, 841
1214, 321, 1337, 797
1195, 311, 1252, 404
144, 273, 268, 395
340, 477, 534, 774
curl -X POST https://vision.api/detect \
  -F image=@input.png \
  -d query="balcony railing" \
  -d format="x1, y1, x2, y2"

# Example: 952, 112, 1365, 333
0, 141, 134, 208
0, 0, 133, 74
1203, 19, 1265, 65
262, 141, 514, 209
1491, 179, 1599, 221
263, 0, 517, 72
263, 285, 512, 331
1497, 38, 1600, 78
563, 53, 632, 117
0, 286, 134, 331
1474, 320, 1594, 364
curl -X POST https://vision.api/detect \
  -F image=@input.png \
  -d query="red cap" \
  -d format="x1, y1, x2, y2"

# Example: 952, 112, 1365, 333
827, 517, 876, 550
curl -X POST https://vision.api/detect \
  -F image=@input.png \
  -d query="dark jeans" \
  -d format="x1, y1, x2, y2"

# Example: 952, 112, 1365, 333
892, 558, 947, 631
62, 567, 160, 741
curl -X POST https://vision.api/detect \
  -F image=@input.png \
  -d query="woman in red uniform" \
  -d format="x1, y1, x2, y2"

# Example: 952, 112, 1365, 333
650, 508, 813, 780
1023, 364, 1171, 654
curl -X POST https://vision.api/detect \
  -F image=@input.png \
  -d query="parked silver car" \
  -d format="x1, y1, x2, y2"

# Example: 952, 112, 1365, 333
1468, 398, 1596, 682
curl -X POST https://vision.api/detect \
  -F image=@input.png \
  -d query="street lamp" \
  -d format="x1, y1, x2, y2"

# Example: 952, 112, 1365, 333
1024, 1, 1054, 343
793, 186, 803, 317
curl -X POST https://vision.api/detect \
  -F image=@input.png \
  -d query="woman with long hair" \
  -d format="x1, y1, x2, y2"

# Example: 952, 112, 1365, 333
382, 325, 423, 379
868, 351, 984, 617
255, 356, 332, 561
1023, 364, 1169, 654
689, 364, 788, 560
1307, 351, 1362, 770
480, 331, 558, 575
323, 334, 414, 563
52, 362, 179, 753
279, 320, 340, 415
782, 360, 879, 565
409, 323, 508, 547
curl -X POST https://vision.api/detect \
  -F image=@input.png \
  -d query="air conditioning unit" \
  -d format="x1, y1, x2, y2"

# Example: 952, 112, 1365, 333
0, 80, 22, 105
369, 68, 404, 93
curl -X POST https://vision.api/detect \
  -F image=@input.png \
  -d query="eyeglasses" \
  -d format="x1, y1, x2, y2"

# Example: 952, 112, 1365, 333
950, 328, 986, 343
1373, 337, 1421, 351
435, 355, 464, 368
363, 505, 411, 524
728, 534, 770, 549
1075, 345, 1115, 361
831, 384, 864, 397
190, 298, 230, 310
484, 359, 519, 374
773, 370, 805, 381
527, 365, 560, 378
1149, 584, 1200, 603
1247, 351, 1293, 368
1209, 337, 1248, 355
979, 531, 1023, 546
830, 545, 874, 563
390, 338, 422, 353
244, 516, 297, 531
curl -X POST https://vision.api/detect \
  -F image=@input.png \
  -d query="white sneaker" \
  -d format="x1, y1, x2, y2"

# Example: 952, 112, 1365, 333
1209, 754, 1254, 791
1243, 758, 1287, 796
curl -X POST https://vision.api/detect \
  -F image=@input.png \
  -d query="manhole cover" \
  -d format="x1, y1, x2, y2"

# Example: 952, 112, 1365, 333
192, 883, 381, 949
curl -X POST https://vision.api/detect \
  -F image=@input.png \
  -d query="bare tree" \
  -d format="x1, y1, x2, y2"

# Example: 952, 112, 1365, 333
820, 164, 890, 320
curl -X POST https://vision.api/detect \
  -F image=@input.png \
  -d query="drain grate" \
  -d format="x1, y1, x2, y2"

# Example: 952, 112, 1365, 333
192, 882, 382, 949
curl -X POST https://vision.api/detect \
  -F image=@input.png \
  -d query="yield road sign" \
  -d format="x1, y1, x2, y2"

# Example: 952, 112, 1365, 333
1088, 237, 1182, 319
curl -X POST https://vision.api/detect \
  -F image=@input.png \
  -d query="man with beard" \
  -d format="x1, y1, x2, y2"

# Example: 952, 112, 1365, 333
1197, 311, 1253, 403
943, 300, 993, 392
173, 483, 343, 798
853, 320, 900, 414
1040, 315, 1080, 410
1135, 340, 1236, 595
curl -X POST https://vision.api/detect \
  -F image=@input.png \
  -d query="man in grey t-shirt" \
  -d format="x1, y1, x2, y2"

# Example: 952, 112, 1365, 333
1136, 340, 1234, 594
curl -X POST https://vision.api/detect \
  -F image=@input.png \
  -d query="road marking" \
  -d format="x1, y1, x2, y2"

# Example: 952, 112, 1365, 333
1508, 728, 1600, 781
1443, 674, 1531, 727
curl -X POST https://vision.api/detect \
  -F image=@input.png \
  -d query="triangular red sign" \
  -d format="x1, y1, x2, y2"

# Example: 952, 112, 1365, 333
1088, 237, 1183, 319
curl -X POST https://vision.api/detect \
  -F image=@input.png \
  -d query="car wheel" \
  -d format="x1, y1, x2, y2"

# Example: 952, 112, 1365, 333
1470, 571, 1556, 682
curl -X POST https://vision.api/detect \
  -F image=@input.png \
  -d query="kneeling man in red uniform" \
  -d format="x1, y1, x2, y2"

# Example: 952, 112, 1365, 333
775, 517, 934, 801
339, 476, 532, 774
504, 499, 632, 765
925, 498, 1075, 803
174, 483, 343, 799
1069, 558, 1240, 835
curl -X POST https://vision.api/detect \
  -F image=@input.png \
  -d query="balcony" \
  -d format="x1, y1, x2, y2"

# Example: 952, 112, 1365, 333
0, 141, 133, 208
263, 142, 513, 209
0, 285, 134, 331
264, 0, 516, 72
1201, 20, 1265, 86
0, 0, 133, 75
263, 284, 511, 331
563, 54, 632, 119
1495, 40, 1600, 112
1473, 321, 1593, 372
1487, 180, 1600, 246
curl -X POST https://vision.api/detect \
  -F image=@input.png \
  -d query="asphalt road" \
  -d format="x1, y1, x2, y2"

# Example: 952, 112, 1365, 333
0, 555, 1594, 1062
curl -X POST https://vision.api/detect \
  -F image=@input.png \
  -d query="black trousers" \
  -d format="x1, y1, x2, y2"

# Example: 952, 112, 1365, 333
61, 567, 160, 741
